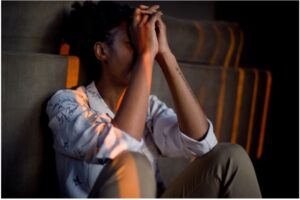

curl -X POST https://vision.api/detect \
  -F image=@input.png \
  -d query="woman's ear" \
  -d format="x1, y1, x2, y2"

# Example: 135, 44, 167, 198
94, 42, 108, 62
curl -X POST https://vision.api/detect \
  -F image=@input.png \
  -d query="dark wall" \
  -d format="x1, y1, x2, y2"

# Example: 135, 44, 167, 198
215, 1, 299, 198
123, 1, 215, 21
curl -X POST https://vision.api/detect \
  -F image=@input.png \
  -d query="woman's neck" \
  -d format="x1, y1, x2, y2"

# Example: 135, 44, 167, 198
95, 77, 127, 114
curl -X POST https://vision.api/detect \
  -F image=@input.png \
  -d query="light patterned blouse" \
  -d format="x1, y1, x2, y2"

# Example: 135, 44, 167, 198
46, 81, 218, 197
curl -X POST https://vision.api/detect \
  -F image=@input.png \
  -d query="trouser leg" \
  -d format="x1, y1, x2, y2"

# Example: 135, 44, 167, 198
88, 151, 156, 198
161, 143, 262, 198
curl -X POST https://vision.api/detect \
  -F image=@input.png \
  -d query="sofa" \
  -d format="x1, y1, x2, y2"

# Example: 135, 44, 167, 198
2, 1, 271, 197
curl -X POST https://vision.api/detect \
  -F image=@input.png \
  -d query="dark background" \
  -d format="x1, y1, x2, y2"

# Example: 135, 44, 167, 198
215, 1, 299, 197
128, 1, 300, 197
2, 1, 299, 198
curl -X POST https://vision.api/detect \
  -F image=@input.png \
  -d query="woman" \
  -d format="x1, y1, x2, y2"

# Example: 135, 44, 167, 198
47, 1, 261, 198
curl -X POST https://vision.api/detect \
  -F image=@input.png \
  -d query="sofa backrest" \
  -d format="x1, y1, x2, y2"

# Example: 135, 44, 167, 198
151, 62, 271, 160
2, 1, 72, 54
164, 16, 244, 67
2, 52, 69, 197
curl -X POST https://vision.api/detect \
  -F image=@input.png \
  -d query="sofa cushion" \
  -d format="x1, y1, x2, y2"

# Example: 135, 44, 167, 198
2, 52, 68, 197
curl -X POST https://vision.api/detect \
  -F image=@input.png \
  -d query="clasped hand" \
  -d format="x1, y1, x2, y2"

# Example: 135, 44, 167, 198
130, 5, 170, 60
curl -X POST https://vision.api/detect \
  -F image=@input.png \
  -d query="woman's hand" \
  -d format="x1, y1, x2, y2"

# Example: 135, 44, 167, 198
130, 5, 162, 59
112, 5, 162, 141
155, 15, 172, 61
156, 15, 171, 55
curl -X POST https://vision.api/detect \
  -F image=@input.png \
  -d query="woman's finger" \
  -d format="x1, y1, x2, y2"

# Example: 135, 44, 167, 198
133, 5, 161, 27
133, 8, 142, 26
155, 13, 165, 28
148, 11, 163, 26
139, 5, 149, 9
145, 5, 160, 14
140, 10, 154, 15
139, 14, 149, 26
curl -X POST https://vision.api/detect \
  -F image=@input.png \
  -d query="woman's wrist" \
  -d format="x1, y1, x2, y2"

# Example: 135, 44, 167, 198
136, 52, 155, 68
156, 50, 174, 67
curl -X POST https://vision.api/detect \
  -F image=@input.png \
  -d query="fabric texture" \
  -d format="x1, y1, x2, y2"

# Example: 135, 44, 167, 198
161, 143, 262, 198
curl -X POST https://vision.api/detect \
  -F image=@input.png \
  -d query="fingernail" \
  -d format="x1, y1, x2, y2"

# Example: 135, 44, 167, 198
140, 5, 149, 8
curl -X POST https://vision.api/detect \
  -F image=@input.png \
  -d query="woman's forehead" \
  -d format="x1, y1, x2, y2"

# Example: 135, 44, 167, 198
112, 22, 129, 39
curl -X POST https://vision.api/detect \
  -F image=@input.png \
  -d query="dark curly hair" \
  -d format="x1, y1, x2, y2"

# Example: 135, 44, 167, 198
63, 1, 134, 84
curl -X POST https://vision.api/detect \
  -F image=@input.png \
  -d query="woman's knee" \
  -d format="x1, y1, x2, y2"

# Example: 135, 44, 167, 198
112, 151, 155, 185
210, 143, 249, 162
192, 143, 251, 169
113, 151, 152, 170
92, 151, 156, 198
188, 144, 260, 197
209, 143, 261, 197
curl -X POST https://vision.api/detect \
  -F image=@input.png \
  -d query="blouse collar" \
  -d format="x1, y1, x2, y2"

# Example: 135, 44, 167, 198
85, 81, 115, 119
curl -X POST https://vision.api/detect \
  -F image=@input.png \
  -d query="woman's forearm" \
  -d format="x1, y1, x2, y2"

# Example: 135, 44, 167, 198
112, 55, 153, 141
157, 52, 209, 140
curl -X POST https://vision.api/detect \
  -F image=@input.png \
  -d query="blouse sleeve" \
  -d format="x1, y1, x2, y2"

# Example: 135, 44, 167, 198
148, 95, 218, 158
46, 88, 144, 164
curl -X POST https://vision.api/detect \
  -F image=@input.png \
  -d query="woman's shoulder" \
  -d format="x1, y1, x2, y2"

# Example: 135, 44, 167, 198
54, 85, 86, 97
48, 85, 89, 105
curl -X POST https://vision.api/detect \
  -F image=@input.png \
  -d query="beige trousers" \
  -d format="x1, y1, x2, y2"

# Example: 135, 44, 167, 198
89, 143, 262, 198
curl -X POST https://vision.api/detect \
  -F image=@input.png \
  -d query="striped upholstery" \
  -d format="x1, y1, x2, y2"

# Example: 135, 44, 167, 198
248, 71, 272, 159
151, 62, 272, 186
151, 63, 271, 160
164, 16, 244, 67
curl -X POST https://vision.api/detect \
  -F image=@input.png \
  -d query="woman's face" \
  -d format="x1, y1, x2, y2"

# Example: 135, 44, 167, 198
104, 22, 135, 86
